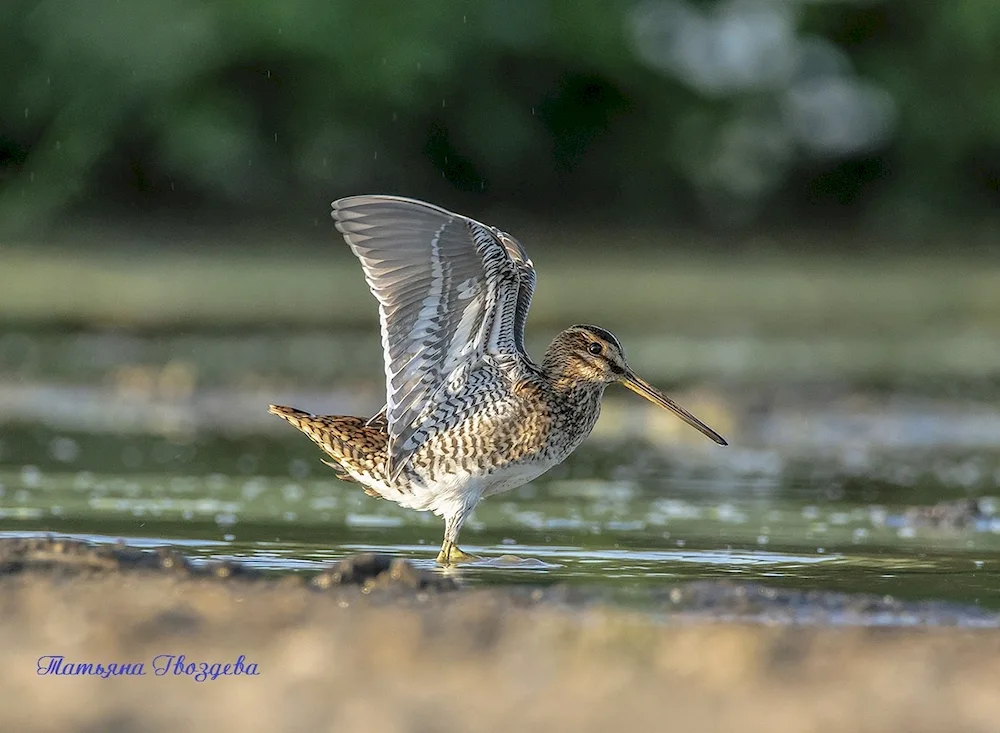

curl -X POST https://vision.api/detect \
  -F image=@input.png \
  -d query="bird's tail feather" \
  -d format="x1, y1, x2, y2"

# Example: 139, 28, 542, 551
267, 404, 390, 495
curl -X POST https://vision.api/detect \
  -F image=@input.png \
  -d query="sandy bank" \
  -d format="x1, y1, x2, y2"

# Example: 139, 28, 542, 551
3, 538, 998, 733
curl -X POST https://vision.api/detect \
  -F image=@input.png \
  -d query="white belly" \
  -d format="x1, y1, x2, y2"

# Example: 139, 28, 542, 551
367, 458, 556, 518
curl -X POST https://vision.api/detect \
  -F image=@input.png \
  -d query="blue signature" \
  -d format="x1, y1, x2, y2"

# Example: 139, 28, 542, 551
37, 654, 260, 681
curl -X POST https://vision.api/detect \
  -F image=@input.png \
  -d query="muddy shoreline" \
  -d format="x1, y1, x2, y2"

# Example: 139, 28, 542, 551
3, 537, 999, 733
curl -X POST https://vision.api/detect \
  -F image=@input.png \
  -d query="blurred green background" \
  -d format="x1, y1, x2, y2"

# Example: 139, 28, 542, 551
2, 0, 999, 431
3, 0, 1000, 239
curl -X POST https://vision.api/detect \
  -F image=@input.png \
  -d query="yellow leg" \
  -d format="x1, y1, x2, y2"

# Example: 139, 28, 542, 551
435, 540, 479, 565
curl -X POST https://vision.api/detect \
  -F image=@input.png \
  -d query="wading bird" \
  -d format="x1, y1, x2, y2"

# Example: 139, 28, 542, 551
269, 196, 727, 565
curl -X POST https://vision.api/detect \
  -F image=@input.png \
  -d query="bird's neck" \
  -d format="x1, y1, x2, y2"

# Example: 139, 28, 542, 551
537, 365, 606, 457
541, 351, 577, 390
541, 355, 606, 406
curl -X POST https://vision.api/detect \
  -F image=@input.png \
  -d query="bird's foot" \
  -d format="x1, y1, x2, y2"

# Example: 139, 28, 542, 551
436, 543, 479, 566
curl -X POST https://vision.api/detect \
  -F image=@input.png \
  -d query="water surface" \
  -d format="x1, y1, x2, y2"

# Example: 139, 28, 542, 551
3, 417, 999, 614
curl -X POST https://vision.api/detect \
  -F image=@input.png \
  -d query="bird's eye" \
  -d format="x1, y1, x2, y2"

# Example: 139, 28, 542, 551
588, 342, 603, 356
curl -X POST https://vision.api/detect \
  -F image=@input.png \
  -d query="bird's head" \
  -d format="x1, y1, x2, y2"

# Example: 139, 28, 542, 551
544, 324, 728, 446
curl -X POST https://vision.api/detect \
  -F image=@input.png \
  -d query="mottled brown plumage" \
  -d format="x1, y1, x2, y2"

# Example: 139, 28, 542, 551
270, 327, 726, 564
267, 407, 388, 497
269, 196, 727, 565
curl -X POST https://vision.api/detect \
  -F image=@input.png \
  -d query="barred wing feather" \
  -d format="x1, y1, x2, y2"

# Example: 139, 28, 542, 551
496, 231, 535, 358
331, 195, 537, 479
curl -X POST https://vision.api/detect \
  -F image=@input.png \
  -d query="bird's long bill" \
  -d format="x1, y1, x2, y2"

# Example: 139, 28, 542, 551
621, 372, 728, 446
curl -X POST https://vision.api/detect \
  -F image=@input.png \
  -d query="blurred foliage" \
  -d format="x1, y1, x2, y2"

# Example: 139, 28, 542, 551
2, 0, 1000, 237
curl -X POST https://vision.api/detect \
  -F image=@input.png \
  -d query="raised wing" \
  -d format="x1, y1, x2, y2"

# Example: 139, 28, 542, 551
496, 231, 535, 358
331, 195, 537, 480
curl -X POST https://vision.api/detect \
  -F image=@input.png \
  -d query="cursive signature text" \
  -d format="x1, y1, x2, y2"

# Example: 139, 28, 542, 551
37, 654, 260, 681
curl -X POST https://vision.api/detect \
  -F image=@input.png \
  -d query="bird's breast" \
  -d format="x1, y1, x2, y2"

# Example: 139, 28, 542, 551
401, 382, 603, 490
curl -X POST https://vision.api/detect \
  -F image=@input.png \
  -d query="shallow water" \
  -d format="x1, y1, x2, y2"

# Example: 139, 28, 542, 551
3, 418, 1000, 614
3, 307, 1000, 622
